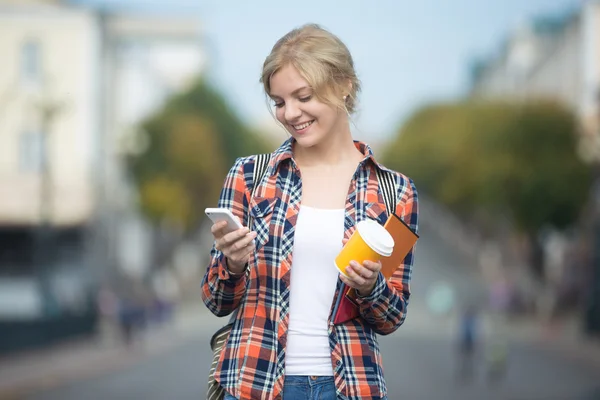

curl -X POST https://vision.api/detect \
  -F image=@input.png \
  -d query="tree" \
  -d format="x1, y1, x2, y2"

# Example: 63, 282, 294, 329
127, 79, 273, 234
383, 99, 592, 279
163, 79, 272, 168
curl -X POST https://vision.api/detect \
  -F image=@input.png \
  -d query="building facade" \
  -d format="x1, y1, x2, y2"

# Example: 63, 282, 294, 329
0, 2, 99, 228
101, 13, 205, 281
0, 0, 204, 333
470, 2, 600, 163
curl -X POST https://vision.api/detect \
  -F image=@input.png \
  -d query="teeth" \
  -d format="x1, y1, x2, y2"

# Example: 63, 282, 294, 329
293, 121, 313, 130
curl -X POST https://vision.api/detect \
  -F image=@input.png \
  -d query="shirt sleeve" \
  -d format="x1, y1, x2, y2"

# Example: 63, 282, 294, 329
201, 157, 250, 317
355, 176, 419, 335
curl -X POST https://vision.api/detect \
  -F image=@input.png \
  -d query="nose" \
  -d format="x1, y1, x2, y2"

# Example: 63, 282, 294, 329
284, 101, 301, 122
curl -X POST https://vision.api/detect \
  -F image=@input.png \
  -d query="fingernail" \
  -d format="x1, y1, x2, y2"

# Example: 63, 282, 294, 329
250, 231, 257, 238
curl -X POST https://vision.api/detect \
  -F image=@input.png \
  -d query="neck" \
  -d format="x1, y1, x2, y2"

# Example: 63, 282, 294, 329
294, 120, 361, 167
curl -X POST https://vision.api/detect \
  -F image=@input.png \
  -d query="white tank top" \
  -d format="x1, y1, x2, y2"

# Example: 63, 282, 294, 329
285, 205, 345, 376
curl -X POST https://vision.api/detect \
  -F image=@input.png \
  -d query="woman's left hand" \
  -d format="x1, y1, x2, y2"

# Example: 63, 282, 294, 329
339, 260, 382, 297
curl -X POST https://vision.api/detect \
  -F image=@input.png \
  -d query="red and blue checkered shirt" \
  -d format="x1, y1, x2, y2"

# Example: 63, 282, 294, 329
202, 138, 419, 400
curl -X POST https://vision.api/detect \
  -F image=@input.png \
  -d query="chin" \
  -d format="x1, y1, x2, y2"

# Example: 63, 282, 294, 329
291, 127, 326, 146
291, 134, 321, 148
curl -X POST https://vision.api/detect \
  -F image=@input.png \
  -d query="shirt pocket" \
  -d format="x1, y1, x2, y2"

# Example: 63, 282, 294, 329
365, 202, 389, 226
249, 196, 276, 253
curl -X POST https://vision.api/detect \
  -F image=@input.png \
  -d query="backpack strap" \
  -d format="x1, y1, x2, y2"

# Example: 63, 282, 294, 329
227, 153, 272, 323
375, 168, 397, 217
247, 153, 271, 226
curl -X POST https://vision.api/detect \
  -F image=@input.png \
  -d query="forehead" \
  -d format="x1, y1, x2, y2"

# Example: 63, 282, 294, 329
269, 64, 311, 97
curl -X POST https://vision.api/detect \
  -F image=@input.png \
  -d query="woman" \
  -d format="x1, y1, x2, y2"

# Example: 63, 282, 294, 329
202, 23, 418, 400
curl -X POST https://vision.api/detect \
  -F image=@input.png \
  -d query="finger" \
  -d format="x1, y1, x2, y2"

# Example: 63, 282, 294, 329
362, 260, 382, 272
345, 265, 367, 286
211, 221, 228, 236
357, 266, 374, 280
349, 261, 374, 279
339, 273, 356, 288
341, 238, 349, 246
228, 242, 255, 264
214, 236, 228, 251
221, 227, 251, 247
216, 228, 251, 252
229, 231, 257, 252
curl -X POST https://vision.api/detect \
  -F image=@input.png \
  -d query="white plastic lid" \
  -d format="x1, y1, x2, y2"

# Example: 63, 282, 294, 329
356, 219, 394, 257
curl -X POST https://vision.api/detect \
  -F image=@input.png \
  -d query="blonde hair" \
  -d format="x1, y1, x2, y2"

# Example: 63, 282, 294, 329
260, 24, 361, 114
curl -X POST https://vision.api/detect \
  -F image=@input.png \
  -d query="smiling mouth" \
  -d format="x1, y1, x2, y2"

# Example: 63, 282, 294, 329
292, 120, 314, 130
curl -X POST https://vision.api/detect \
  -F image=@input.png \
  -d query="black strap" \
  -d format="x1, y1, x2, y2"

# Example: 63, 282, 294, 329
228, 154, 272, 324
375, 168, 397, 217
247, 153, 271, 226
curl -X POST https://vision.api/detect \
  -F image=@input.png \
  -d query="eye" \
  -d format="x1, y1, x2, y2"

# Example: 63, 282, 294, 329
299, 96, 312, 103
273, 101, 284, 108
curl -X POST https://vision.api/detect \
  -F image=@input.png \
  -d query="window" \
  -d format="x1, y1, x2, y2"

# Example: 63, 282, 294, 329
21, 40, 41, 86
19, 131, 44, 173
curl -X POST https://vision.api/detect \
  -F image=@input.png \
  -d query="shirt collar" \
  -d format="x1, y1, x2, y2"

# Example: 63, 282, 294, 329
268, 137, 392, 175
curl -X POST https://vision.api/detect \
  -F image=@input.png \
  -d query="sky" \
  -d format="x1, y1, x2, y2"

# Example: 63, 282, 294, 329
72, 0, 582, 144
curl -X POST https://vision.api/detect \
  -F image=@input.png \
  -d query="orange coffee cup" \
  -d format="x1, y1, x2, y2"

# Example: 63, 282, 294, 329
335, 219, 394, 277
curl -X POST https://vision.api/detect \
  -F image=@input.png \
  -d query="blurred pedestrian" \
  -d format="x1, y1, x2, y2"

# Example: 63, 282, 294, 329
117, 292, 146, 346
117, 296, 136, 346
202, 24, 419, 400
486, 275, 510, 384
485, 336, 508, 384
456, 303, 479, 383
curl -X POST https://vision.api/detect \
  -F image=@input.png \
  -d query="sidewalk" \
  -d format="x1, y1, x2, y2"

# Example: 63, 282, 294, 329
0, 302, 216, 400
399, 300, 600, 370
1, 302, 598, 399
516, 312, 600, 370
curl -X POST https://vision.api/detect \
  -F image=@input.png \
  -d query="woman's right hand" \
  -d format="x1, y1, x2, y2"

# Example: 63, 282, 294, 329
211, 221, 257, 274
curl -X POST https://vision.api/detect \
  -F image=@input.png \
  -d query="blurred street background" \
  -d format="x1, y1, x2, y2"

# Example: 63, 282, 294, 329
1, 0, 600, 399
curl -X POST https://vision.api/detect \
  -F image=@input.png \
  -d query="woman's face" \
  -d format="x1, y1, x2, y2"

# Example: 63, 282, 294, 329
269, 64, 345, 149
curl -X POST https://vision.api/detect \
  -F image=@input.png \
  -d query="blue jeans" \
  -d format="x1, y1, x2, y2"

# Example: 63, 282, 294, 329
282, 376, 337, 399
223, 375, 335, 399
223, 375, 389, 399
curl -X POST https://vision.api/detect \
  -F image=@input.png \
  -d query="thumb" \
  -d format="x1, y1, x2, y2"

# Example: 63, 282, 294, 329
341, 238, 349, 246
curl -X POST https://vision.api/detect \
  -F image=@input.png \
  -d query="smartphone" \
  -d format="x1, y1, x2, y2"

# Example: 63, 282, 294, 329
205, 208, 244, 233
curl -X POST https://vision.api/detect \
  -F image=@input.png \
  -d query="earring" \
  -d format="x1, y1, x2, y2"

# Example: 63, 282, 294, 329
343, 95, 347, 101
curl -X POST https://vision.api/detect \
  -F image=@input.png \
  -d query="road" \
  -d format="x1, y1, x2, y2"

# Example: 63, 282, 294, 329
29, 226, 600, 400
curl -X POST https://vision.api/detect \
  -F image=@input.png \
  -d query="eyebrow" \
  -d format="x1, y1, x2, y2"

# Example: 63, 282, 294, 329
270, 86, 312, 99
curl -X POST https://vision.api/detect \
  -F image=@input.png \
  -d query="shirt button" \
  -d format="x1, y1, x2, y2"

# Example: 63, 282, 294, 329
336, 360, 342, 366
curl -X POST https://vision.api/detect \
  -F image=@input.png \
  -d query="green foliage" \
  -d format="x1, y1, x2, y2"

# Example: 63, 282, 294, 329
163, 79, 272, 167
127, 79, 273, 232
383, 100, 592, 235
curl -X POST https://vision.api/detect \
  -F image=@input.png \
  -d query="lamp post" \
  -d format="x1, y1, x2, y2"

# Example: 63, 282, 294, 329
32, 92, 66, 317
583, 92, 600, 336
585, 172, 600, 336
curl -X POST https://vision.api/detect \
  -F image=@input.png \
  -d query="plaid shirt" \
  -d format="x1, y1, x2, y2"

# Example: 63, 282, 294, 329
202, 138, 419, 400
